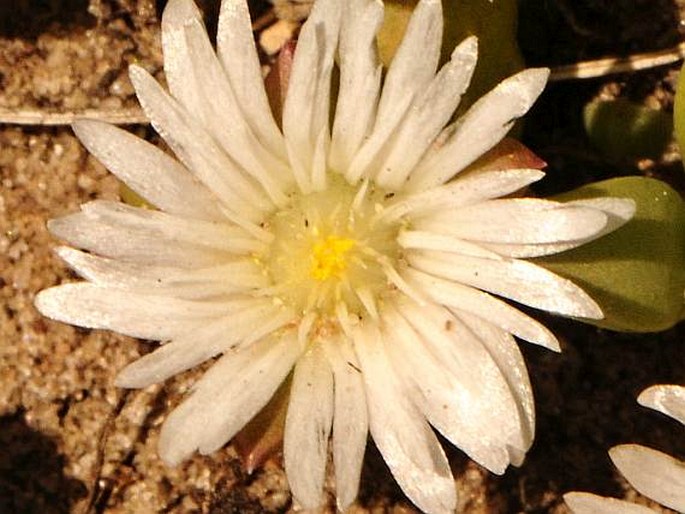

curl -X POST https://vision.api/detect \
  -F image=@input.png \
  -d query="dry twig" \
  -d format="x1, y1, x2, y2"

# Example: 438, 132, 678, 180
1, 41, 685, 126
0, 107, 149, 126
550, 41, 685, 81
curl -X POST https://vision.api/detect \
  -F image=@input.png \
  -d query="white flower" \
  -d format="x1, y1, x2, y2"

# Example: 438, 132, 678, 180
565, 385, 685, 514
35, 0, 635, 512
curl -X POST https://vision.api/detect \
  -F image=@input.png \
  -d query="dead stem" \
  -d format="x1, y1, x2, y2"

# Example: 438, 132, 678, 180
1, 42, 684, 126
0, 108, 149, 126
550, 41, 685, 81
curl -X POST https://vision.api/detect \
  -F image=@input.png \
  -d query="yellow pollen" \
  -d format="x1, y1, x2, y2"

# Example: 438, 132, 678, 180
310, 236, 356, 281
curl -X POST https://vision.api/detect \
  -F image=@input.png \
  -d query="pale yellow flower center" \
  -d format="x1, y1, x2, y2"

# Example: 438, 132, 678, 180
310, 236, 356, 281
263, 175, 401, 319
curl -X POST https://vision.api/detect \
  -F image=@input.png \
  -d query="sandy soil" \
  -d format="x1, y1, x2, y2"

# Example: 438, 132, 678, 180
0, 1, 682, 513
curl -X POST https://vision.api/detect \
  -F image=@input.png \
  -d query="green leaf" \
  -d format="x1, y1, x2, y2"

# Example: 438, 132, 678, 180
673, 60, 685, 170
378, 0, 524, 110
536, 177, 685, 332
440, 0, 524, 110
584, 98, 673, 162
119, 183, 152, 209
376, 0, 418, 68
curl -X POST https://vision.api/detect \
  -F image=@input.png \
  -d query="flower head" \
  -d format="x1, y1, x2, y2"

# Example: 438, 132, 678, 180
565, 385, 685, 514
36, 0, 635, 512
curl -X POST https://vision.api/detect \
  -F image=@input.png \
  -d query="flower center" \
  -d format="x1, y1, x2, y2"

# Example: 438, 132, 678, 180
262, 174, 401, 319
311, 236, 356, 281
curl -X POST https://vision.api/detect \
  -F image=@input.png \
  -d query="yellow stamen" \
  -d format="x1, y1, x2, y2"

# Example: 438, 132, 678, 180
311, 236, 356, 281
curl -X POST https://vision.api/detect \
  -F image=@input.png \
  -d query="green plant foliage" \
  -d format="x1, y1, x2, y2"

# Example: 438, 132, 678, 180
376, 0, 417, 67
674, 61, 685, 169
537, 177, 685, 332
441, 0, 524, 109
584, 98, 673, 162
378, 0, 524, 110
119, 183, 151, 209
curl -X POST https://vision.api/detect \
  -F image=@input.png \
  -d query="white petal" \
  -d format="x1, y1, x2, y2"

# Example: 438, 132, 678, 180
159, 331, 302, 465
284, 344, 334, 510
408, 251, 603, 318
57, 247, 267, 299
310, 127, 329, 191
282, 0, 341, 192
50, 217, 226, 268
76, 201, 259, 251
161, 0, 205, 117
378, 169, 546, 223
564, 492, 657, 514
379, 0, 443, 116
415, 198, 608, 245
76, 200, 261, 253
610, 444, 685, 512
217, 0, 286, 159
322, 336, 368, 512
385, 301, 522, 474
638, 384, 685, 426
375, 37, 478, 190
353, 322, 457, 514
35, 283, 229, 340
398, 230, 503, 260
404, 268, 560, 350
115, 302, 295, 388
129, 65, 269, 220
162, 1, 291, 204
455, 312, 535, 464
481, 197, 636, 257
329, 0, 383, 174
346, 0, 443, 183
49, 202, 263, 267
72, 120, 224, 221
567, 197, 637, 219
564, 197, 636, 239
408, 68, 549, 191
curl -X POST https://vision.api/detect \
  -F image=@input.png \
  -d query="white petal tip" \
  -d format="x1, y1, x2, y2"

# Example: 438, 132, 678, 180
507, 445, 527, 468
456, 35, 478, 55
158, 449, 185, 468
113, 377, 135, 389
71, 118, 98, 136
336, 498, 356, 513
608, 443, 642, 466
617, 198, 637, 219
511, 67, 550, 103
530, 325, 561, 352
636, 384, 685, 423
158, 426, 193, 468
526, 67, 551, 85
578, 299, 604, 320
563, 492, 655, 514
544, 335, 562, 352
34, 287, 64, 321
637, 385, 661, 408
113, 368, 149, 389
128, 64, 149, 86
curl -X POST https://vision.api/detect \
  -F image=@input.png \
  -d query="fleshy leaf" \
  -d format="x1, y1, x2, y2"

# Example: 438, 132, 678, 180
378, 0, 524, 111
376, 0, 417, 69
120, 183, 153, 209
536, 177, 685, 332
674, 60, 685, 170
584, 98, 673, 162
